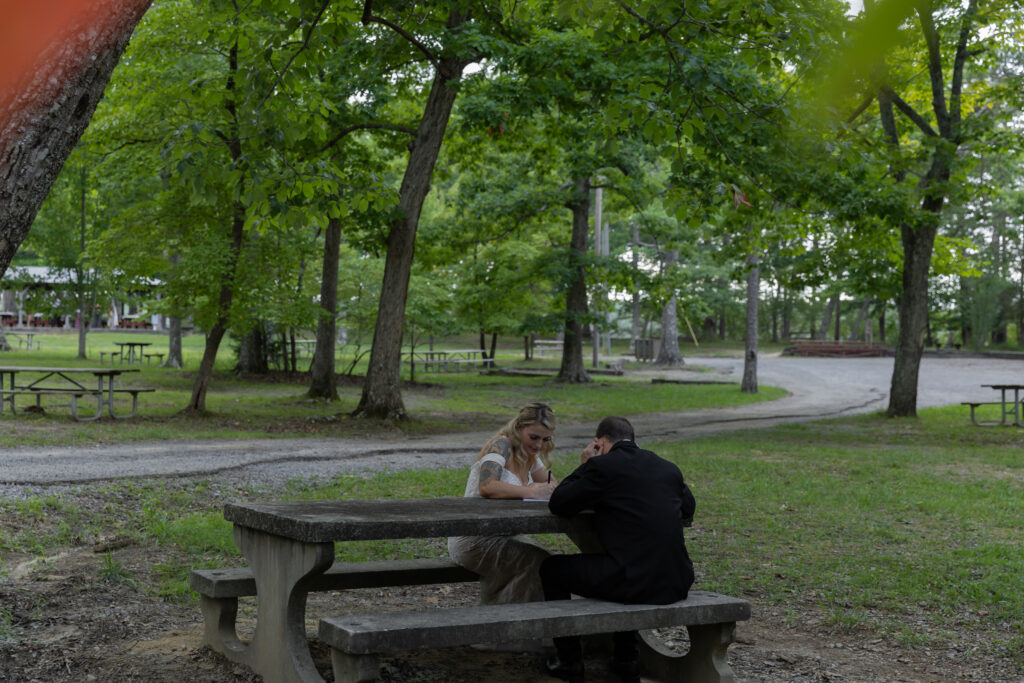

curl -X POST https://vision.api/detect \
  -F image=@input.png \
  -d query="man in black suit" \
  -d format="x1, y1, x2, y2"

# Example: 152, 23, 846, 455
540, 416, 695, 683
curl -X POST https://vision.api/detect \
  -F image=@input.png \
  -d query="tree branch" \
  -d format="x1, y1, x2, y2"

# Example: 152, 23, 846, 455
882, 86, 938, 137
362, 0, 444, 76
845, 93, 875, 124
915, 3, 949, 137
258, 0, 331, 109
317, 122, 418, 154
949, 0, 979, 134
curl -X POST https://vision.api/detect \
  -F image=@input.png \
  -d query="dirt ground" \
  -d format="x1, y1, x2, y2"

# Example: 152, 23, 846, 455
2, 524, 1022, 683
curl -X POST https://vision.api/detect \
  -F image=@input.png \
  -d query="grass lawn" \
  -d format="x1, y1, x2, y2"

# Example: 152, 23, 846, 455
0, 330, 785, 446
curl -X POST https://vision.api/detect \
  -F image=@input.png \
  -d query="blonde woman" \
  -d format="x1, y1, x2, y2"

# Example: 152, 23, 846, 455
448, 402, 558, 606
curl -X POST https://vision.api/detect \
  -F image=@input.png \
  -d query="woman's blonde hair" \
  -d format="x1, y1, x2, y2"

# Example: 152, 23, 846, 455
478, 401, 556, 472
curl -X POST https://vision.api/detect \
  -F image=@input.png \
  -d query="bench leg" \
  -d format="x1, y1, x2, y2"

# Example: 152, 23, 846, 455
70, 393, 104, 422
969, 405, 1001, 427
218, 526, 334, 683
199, 595, 249, 657
109, 390, 141, 419
638, 621, 738, 683
330, 651, 379, 683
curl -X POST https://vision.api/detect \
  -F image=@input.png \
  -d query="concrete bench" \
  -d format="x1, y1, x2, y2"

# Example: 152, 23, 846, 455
961, 401, 1010, 427
320, 590, 749, 683
190, 558, 479, 653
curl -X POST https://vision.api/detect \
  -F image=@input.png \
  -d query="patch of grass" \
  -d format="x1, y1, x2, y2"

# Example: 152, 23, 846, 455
0, 608, 16, 643
98, 551, 136, 586
1, 332, 777, 446
649, 411, 1024, 651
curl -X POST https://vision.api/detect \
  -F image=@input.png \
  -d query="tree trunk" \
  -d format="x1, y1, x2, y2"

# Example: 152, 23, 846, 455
887, 221, 939, 417
741, 250, 759, 393
655, 249, 684, 367
558, 177, 591, 383
353, 14, 470, 419
308, 217, 341, 400
850, 298, 873, 341
184, 39, 245, 414
817, 296, 836, 339
0, 0, 151, 278
236, 323, 270, 374
163, 315, 183, 368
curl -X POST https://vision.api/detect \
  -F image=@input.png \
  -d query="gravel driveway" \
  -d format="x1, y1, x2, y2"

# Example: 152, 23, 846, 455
1, 352, 1019, 492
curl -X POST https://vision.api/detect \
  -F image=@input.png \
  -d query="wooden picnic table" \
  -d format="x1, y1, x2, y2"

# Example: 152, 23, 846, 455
402, 348, 492, 372
208, 498, 598, 683
980, 384, 1024, 426
113, 341, 152, 365
0, 365, 146, 421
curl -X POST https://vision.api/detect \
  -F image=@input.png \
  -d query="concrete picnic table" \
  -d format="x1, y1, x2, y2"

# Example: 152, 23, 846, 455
211, 497, 599, 683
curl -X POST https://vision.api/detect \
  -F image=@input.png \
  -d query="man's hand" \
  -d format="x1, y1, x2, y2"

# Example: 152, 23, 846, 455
580, 439, 602, 464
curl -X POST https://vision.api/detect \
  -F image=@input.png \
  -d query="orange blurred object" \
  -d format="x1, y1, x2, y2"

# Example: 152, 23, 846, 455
0, 0, 107, 115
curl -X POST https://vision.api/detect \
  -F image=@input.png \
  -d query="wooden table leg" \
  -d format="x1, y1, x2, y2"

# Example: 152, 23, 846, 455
212, 525, 334, 683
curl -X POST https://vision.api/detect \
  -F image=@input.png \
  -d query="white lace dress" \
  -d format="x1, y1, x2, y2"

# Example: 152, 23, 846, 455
447, 453, 551, 605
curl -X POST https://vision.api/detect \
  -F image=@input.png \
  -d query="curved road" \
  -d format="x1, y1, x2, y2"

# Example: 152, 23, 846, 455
0, 353, 1018, 490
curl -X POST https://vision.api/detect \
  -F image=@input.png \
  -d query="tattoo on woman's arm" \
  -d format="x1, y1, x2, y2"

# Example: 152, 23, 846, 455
494, 437, 513, 461
479, 460, 503, 485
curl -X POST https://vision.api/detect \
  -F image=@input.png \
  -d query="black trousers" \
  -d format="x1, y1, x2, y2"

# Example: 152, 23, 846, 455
539, 554, 639, 663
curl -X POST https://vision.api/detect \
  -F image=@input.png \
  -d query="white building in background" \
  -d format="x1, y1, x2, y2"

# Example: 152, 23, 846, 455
0, 266, 164, 330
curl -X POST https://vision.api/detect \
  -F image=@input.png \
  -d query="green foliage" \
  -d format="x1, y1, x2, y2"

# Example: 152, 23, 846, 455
98, 552, 136, 586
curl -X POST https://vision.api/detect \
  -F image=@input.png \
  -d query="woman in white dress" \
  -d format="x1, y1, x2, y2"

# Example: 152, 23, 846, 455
448, 402, 558, 605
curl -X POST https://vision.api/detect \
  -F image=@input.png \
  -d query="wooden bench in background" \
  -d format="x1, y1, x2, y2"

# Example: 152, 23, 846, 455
784, 340, 889, 357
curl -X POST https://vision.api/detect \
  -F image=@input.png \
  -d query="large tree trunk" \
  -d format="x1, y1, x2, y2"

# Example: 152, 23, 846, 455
353, 14, 471, 419
887, 217, 940, 417
236, 323, 270, 374
163, 315, 183, 368
558, 177, 591, 383
0, 0, 151, 278
655, 249, 684, 367
308, 217, 341, 400
741, 250, 759, 393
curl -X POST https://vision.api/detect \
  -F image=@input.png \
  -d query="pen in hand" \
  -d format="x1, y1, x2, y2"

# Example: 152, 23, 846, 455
547, 471, 552, 484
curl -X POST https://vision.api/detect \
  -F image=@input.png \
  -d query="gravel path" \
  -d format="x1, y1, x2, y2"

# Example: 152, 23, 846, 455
1, 352, 1018, 494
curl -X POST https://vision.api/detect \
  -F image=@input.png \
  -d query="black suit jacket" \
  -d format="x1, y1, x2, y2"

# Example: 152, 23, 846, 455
548, 440, 695, 604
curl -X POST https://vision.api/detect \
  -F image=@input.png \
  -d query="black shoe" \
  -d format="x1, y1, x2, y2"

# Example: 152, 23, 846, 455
609, 657, 640, 683
545, 655, 584, 683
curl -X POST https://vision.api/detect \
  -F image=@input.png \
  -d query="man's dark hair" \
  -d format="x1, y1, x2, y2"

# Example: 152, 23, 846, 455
595, 416, 634, 443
